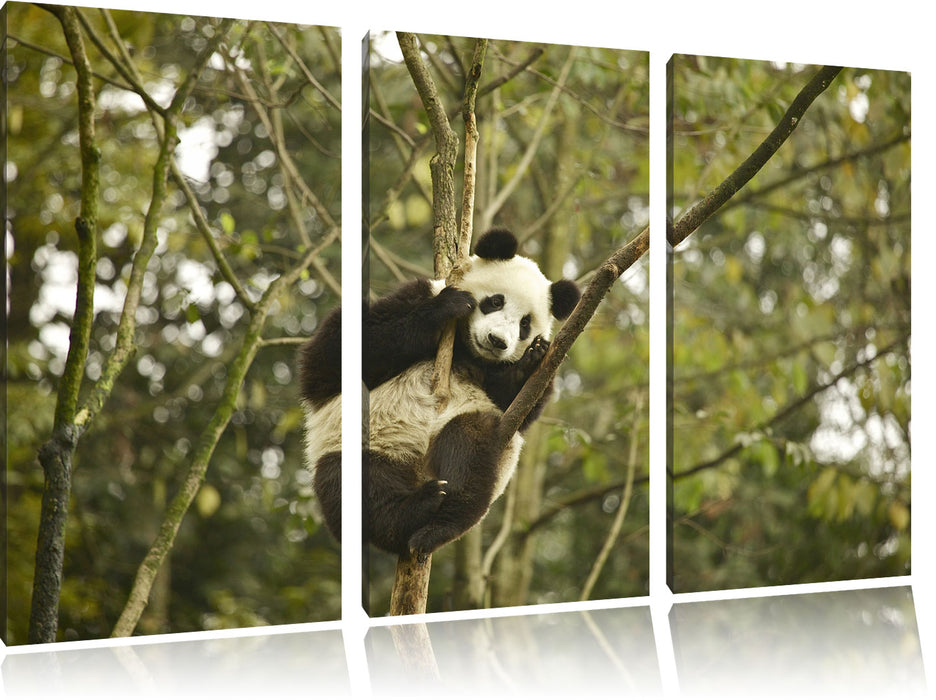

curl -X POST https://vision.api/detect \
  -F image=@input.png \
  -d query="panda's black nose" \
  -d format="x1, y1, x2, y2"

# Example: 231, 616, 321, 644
488, 333, 507, 350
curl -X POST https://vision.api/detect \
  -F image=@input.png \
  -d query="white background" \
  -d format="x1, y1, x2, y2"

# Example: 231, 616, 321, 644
4, 0, 931, 697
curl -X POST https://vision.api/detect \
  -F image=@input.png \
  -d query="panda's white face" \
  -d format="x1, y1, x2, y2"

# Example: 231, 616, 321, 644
457, 255, 555, 364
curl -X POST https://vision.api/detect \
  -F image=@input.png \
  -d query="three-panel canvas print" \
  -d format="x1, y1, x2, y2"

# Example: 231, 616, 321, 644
2, 0, 918, 693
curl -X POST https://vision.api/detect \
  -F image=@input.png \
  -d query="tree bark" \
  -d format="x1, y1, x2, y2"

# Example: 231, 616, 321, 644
27, 12, 234, 642
397, 33, 459, 277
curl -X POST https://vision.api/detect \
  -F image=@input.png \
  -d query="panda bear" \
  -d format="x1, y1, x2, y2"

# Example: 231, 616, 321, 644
298, 228, 580, 560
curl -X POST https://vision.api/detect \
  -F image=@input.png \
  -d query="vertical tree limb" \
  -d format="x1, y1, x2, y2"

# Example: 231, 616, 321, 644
28, 13, 235, 644
390, 35, 486, 616
580, 389, 644, 601
397, 33, 459, 276
458, 39, 487, 255
430, 38, 486, 403
28, 4, 100, 645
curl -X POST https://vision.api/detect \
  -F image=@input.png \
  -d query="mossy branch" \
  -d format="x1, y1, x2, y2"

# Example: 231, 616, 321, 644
74, 17, 237, 432
28, 4, 100, 645
111, 234, 336, 637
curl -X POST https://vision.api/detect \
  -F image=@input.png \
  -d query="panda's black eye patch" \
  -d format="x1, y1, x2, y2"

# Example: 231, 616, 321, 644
519, 314, 532, 340
479, 294, 505, 314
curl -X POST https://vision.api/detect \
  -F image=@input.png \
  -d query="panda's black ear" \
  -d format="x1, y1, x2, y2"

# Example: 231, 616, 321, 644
474, 228, 518, 260
550, 279, 580, 320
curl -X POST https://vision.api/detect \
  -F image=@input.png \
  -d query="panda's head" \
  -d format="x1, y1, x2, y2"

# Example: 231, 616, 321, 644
454, 228, 580, 364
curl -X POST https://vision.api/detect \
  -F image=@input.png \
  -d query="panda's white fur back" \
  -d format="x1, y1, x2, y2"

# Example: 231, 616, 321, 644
303, 393, 341, 470
304, 360, 524, 502
368, 360, 523, 498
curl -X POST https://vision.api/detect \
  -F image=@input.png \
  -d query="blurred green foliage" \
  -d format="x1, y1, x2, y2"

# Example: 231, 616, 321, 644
670, 57, 910, 591
6, 5, 341, 643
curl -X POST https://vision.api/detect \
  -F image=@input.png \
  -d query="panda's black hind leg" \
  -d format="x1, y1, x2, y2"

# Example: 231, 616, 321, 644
312, 451, 343, 541
365, 450, 448, 556
406, 410, 504, 559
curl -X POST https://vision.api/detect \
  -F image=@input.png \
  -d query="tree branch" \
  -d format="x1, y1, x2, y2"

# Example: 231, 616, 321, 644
48, 6, 99, 434
25, 14, 235, 642
668, 65, 842, 249
580, 390, 644, 601
74, 18, 237, 432
397, 32, 459, 277
673, 333, 909, 482
111, 232, 336, 636
265, 22, 341, 112
716, 131, 909, 217
230, 37, 341, 297
481, 46, 577, 229
430, 39, 487, 402
390, 35, 487, 616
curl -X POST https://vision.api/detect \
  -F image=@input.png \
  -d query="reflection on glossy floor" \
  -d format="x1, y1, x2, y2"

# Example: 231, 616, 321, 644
671, 586, 925, 697
2, 585, 926, 697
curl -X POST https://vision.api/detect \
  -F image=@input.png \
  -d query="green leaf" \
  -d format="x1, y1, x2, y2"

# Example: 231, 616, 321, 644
220, 212, 236, 234
792, 362, 808, 395
582, 449, 609, 483
807, 467, 838, 517
197, 484, 221, 518
752, 440, 780, 478
888, 501, 910, 531
186, 302, 201, 324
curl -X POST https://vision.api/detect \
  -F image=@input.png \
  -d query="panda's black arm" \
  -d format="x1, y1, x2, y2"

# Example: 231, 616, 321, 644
364, 279, 476, 390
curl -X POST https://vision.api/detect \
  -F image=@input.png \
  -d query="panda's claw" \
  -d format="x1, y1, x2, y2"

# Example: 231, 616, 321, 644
413, 479, 447, 512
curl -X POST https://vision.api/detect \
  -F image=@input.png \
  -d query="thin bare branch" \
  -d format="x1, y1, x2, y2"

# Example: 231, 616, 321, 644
481, 46, 577, 227
266, 21, 341, 111
580, 391, 644, 601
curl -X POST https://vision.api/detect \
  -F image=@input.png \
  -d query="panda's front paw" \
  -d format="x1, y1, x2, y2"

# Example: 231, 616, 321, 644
521, 335, 550, 369
434, 286, 476, 320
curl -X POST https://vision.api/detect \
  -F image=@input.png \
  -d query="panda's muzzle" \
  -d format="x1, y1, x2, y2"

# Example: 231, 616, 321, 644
487, 333, 508, 350
470, 330, 512, 362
